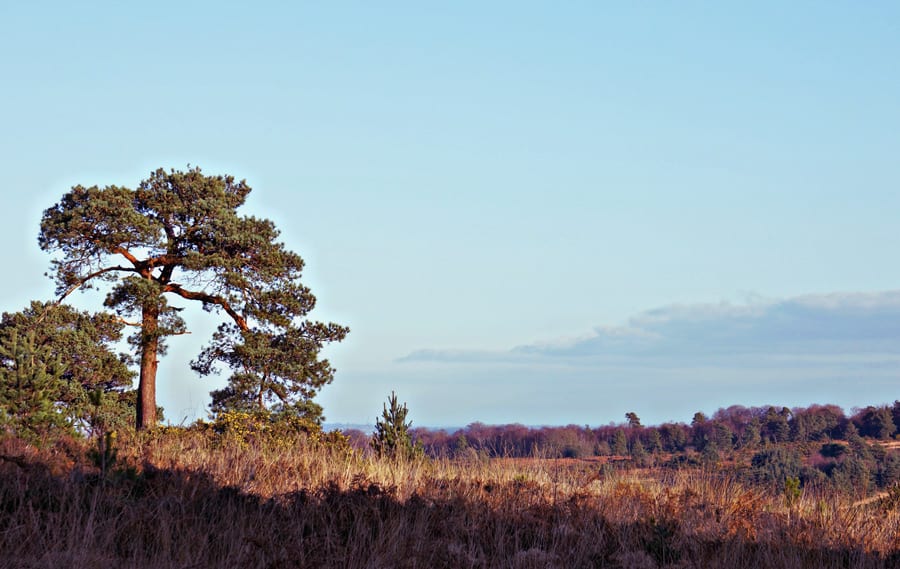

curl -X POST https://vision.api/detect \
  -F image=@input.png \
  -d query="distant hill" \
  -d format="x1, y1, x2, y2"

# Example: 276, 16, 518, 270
323, 423, 374, 433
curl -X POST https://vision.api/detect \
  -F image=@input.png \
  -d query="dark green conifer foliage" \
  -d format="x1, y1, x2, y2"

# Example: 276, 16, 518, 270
783, 476, 802, 508
0, 328, 67, 440
764, 406, 791, 443
892, 401, 900, 437
197, 326, 338, 424
630, 438, 646, 461
646, 429, 662, 454
0, 302, 132, 440
855, 406, 896, 440
612, 429, 628, 457
820, 442, 848, 459
875, 453, 900, 488
453, 433, 470, 456
831, 455, 872, 496
371, 392, 420, 460
712, 422, 735, 451
740, 418, 762, 449
40, 167, 348, 429
845, 422, 872, 460
750, 447, 803, 492
701, 442, 720, 466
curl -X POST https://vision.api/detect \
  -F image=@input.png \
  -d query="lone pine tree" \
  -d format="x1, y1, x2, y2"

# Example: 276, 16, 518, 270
372, 391, 421, 460
40, 167, 348, 430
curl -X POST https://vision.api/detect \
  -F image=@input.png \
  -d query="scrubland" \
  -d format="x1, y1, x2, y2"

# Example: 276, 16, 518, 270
1, 428, 899, 569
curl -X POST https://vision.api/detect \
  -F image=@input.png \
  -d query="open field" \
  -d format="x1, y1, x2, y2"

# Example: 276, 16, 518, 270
1, 431, 899, 569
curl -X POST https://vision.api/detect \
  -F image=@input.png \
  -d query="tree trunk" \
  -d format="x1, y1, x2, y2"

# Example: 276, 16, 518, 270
136, 301, 160, 430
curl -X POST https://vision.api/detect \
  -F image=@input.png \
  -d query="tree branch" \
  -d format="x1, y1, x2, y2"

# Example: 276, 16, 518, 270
110, 247, 177, 276
111, 246, 140, 265
56, 265, 137, 303
162, 283, 249, 331
145, 254, 181, 270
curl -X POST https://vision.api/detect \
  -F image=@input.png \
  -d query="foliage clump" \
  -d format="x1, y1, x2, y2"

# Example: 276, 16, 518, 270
208, 410, 319, 447
156, 410, 352, 453
0, 302, 133, 443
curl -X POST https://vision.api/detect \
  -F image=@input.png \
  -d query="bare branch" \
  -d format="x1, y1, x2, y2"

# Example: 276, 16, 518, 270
56, 265, 137, 304
162, 283, 249, 331
111, 246, 140, 265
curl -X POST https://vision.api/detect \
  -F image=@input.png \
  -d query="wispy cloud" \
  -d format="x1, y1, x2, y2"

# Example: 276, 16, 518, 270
397, 349, 514, 364
399, 290, 900, 366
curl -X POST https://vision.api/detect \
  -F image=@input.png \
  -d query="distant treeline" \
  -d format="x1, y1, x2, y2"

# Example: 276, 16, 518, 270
356, 402, 900, 495
341, 402, 900, 460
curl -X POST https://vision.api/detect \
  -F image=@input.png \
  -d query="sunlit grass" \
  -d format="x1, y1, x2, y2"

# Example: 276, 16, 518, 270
0, 431, 898, 568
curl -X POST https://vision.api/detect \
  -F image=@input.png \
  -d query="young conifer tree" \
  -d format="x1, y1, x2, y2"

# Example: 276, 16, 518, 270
0, 302, 133, 440
372, 391, 421, 460
0, 328, 67, 440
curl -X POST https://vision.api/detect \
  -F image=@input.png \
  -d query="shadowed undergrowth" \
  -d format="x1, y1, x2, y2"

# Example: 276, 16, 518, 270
1, 433, 898, 568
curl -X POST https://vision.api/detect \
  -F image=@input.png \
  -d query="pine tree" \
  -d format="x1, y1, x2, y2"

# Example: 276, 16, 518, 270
630, 438, 646, 462
764, 406, 791, 443
371, 392, 420, 460
0, 303, 133, 440
612, 429, 628, 457
647, 429, 662, 454
40, 167, 348, 429
0, 328, 67, 440
701, 441, 720, 466
741, 418, 762, 449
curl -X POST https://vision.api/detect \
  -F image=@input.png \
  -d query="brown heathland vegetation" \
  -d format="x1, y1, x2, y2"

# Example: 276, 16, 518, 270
1, 429, 899, 569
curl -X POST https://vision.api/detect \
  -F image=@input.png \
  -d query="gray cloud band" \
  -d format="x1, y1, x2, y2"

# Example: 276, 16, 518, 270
399, 291, 900, 365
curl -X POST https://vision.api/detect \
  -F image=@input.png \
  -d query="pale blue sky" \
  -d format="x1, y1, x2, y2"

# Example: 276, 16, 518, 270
2, 2, 899, 427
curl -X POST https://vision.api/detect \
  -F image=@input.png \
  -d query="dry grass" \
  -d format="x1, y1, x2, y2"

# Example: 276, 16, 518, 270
1, 432, 898, 568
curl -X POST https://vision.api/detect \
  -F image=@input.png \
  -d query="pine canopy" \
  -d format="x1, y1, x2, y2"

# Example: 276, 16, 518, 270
39, 167, 348, 429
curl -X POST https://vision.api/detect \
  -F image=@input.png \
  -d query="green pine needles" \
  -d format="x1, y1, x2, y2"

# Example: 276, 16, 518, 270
372, 392, 422, 460
0, 327, 67, 441
0, 302, 133, 442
